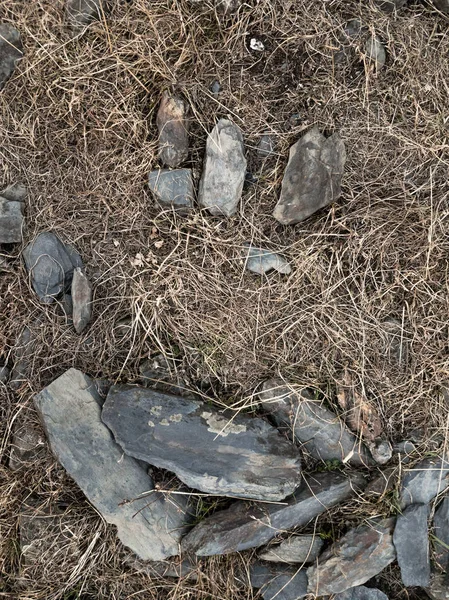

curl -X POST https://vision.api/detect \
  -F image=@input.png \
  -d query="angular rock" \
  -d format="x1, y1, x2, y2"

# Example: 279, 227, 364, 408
71, 268, 92, 334
0, 24, 23, 91
400, 454, 449, 508
0, 196, 23, 243
258, 134, 275, 158
307, 519, 396, 595
181, 471, 365, 556
393, 503, 430, 587
365, 37, 386, 70
198, 119, 246, 217
0, 365, 9, 383
259, 535, 323, 564
0, 182, 26, 202
148, 169, 194, 214
243, 244, 291, 275
272, 127, 346, 225
102, 385, 302, 501
9, 421, 45, 472
23, 232, 83, 303
334, 586, 389, 600
260, 379, 372, 466
66, 0, 104, 27
433, 496, 449, 571
35, 368, 190, 560
156, 92, 189, 168
368, 440, 392, 465
432, 0, 449, 12
250, 562, 308, 600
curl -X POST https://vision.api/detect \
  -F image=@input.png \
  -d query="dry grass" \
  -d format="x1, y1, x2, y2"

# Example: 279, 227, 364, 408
1, 0, 449, 597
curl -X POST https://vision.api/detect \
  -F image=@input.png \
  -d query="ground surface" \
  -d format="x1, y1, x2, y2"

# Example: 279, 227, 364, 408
1, 0, 449, 598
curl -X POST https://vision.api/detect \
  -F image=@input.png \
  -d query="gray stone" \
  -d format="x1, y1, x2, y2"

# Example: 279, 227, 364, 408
9, 421, 45, 471
35, 368, 190, 560
434, 496, 449, 571
259, 535, 323, 564
148, 169, 193, 214
0, 182, 26, 202
400, 454, 449, 508
393, 503, 430, 587
273, 127, 346, 224
364, 467, 397, 497
9, 326, 34, 391
66, 0, 104, 27
376, 0, 407, 11
368, 440, 392, 465
250, 562, 308, 600
181, 471, 365, 556
0, 365, 9, 383
102, 385, 302, 501
71, 268, 92, 334
198, 119, 247, 217
365, 37, 386, 69
210, 80, 221, 95
156, 92, 189, 168
307, 519, 396, 595
394, 440, 416, 460
432, 0, 449, 12
258, 134, 275, 158
334, 586, 389, 600
0, 24, 23, 91
23, 232, 83, 303
0, 196, 23, 243
244, 244, 291, 275
259, 379, 372, 466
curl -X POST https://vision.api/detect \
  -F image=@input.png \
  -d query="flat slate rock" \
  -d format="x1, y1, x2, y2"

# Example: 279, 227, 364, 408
71, 268, 92, 334
260, 379, 372, 466
434, 496, 449, 570
148, 169, 193, 214
198, 119, 247, 217
393, 503, 430, 587
102, 385, 302, 501
181, 471, 365, 556
156, 92, 189, 168
66, 0, 104, 27
35, 369, 190, 560
307, 519, 396, 595
250, 562, 308, 600
334, 586, 389, 600
400, 454, 449, 508
0, 24, 23, 91
272, 127, 346, 224
0, 196, 23, 243
243, 244, 291, 275
23, 232, 83, 303
259, 535, 323, 564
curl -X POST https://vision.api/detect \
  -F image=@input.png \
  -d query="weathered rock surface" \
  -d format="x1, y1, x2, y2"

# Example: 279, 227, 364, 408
9, 421, 45, 471
432, 0, 449, 12
35, 368, 190, 560
71, 268, 92, 334
243, 244, 291, 275
0, 365, 9, 383
259, 535, 323, 564
434, 496, 449, 571
66, 0, 104, 27
0, 196, 23, 243
272, 127, 346, 225
157, 92, 189, 168
260, 379, 372, 466
0, 24, 23, 91
258, 133, 275, 157
181, 471, 365, 556
307, 519, 396, 595
102, 385, 302, 501
365, 37, 386, 69
198, 119, 246, 217
148, 169, 193, 214
334, 586, 389, 600
400, 454, 449, 508
393, 503, 430, 587
0, 182, 26, 202
250, 562, 308, 600
23, 232, 83, 303
368, 440, 392, 465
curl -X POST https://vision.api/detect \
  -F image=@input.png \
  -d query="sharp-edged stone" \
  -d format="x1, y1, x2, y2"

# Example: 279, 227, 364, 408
400, 454, 449, 508
250, 562, 308, 600
198, 119, 246, 217
259, 379, 372, 466
434, 496, 449, 571
259, 535, 323, 564
0, 24, 23, 91
148, 169, 194, 214
181, 471, 365, 556
272, 127, 346, 224
102, 385, 302, 501
34, 368, 190, 560
334, 586, 389, 600
307, 519, 396, 595
0, 196, 23, 243
71, 268, 92, 334
156, 91, 189, 168
243, 244, 291, 275
393, 503, 430, 587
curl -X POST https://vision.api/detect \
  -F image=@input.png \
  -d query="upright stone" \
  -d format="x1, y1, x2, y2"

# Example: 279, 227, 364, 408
71, 268, 92, 334
34, 369, 189, 560
393, 503, 430, 587
0, 24, 23, 91
156, 91, 189, 168
273, 127, 346, 224
198, 119, 246, 217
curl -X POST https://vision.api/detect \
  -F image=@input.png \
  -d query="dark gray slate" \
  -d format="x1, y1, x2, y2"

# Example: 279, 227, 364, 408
148, 169, 193, 214
368, 439, 392, 465
0, 196, 23, 243
393, 503, 430, 587
243, 244, 291, 275
35, 368, 190, 560
259, 535, 323, 564
23, 232, 83, 303
334, 586, 389, 600
102, 385, 302, 501
272, 127, 346, 224
0, 24, 23, 91
434, 496, 449, 571
307, 519, 396, 595
198, 119, 247, 217
181, 471, 365, 556
156, 92, 189, 168
260, 379, 372, 466
250, 562, 308, 600
66, 0, 104, 27
400, 454, 449, 508
71, 268, 92, 334
0, 182, 26, 202
365, 37, 386, 69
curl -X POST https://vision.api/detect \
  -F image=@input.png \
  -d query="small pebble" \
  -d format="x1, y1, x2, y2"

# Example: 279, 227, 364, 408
250, 37, 264, 52
258, 133, 274, 158
210, 80, 221, 95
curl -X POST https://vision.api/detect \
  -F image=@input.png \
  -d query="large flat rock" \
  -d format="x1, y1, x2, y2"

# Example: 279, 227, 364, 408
34, 369, 190, 561
260, 379, 372, 466
181, 471, 365, 556
393, 503, 430, 587
102, 385, 302, 501
400, 454, 449, 508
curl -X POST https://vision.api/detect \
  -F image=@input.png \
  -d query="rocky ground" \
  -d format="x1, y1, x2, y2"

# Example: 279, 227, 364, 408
2, 1, 449, 599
